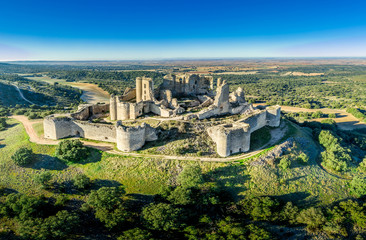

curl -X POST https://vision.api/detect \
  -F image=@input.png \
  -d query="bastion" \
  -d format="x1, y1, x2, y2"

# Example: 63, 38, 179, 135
207, 106, 281, 157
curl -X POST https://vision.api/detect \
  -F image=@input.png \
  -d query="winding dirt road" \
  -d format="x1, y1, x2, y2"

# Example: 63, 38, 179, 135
9, 115, 270, 162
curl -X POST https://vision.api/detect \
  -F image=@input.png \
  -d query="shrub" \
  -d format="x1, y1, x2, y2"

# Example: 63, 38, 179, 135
280, 202, 299, 224
11, 147, 34, 166
0, 118, 7, 131
118, 228, 154, 240
2, 193, 48, 220
297, 207, 326, 230
297, 152, 309, 165
85, 187, 128, 229
177, 165, 204, 188
246, 224, 272, 240
18, 210, 80, 240
329, 113, 336, 118
73, 174, 92, 190
205, 217, 247, 240
240, 197, 279, 221
34, 171, 53, 189
318, 130, 351, 172
312, 111, 323, 119
358, 158, 366, 173
350, 176, 366, 198
142, 203, 187, 231
278, 156, 291, 170
55, 139, 89, 163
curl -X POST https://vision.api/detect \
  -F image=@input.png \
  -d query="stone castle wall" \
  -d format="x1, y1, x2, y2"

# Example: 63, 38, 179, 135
162, 74, 213, 96
71, 104, 109, 120
44, 115, 116, 142
207, 105, 281, 157
116, 121, 158, 151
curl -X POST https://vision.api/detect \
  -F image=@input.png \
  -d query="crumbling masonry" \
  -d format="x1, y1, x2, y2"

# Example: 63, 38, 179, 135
43, 73, 280, 156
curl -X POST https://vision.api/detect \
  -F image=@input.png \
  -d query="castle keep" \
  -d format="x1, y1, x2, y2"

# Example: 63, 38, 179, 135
44, 73, 280, 156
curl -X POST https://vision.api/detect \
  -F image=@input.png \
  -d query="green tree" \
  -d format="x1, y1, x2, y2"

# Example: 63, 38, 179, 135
142, 203, 186, 231
11, 147, 34, 166
329, 113, 336, 118
280, 202, 299, 224
358, 158, 366, 173
278, 156, 291, 170
34, 171, 53, 189
297, 207, 326, 230
85, 187, 128, 229
73, 174, 92, 190
350, 176, 366, 198
339, 200, 366, 229
312, 111, 323, 119
205, 217, 247, 240
246, 224, 272, 240
55, 139, 89, 163
240, 197, 279, 221
177, 165, 204, 188
117, 228, 154, 240
18, 210, 80, 240
0, 118, 7, 131
297, 152, 309, 164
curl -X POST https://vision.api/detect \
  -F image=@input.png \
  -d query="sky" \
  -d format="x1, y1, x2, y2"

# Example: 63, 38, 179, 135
1, 0, 366, 61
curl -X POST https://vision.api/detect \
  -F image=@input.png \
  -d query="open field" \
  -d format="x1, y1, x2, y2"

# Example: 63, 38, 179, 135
282, 71, 324, 76
0, 117, 353, 204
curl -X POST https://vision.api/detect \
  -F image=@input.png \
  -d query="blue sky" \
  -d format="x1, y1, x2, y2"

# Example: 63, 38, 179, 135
1, 0, 366, 60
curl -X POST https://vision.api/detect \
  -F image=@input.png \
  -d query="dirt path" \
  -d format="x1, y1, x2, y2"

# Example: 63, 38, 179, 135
11, 84, 37, 105
255, 104, 366, 131
10, 115, 270, 162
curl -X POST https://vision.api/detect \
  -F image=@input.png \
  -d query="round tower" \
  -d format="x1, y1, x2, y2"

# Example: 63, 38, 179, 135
109, 94, 117, 121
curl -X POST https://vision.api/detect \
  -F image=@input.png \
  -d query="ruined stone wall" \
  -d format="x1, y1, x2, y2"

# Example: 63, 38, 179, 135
116, 102, 129, 120
162, 74, 213, 96
207, 122, 250, 157
240, 110, 267, 133
207, 106, 281, 157
116, 121, 157, 151
129, 102, 144, 120
44, 115, 76, 140
72, 121, 116, 142
71, 103, 109, 120
141, 77, 154, 101
44, 115, 116, 142
149, 102, 173, 118
136, 77, 142, 102
110, 95, 117, 120
43, 115, 74, 140
266, 106, 281, 127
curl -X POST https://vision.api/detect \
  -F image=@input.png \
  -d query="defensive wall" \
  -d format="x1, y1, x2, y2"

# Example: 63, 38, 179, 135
207, 105, 281, 157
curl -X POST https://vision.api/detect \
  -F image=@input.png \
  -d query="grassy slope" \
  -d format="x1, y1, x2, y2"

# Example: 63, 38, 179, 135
32, 122, 44, 137
0, 118, 352, 205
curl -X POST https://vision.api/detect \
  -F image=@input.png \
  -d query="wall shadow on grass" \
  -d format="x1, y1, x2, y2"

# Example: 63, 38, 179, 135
31, 154, 68, 170
0, 144, 5, 149
92, 179, 123, 190
77, 148, 102, 165
276, 192, 320, 208
203, 164, 251, 199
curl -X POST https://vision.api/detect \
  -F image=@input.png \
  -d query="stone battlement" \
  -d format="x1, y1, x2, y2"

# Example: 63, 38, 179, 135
207, 106, 281, 157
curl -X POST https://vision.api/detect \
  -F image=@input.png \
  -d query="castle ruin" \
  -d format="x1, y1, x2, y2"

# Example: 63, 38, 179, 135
43, 73, 280, 157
